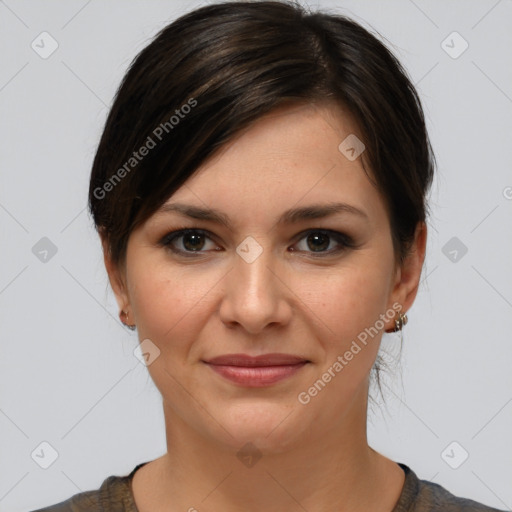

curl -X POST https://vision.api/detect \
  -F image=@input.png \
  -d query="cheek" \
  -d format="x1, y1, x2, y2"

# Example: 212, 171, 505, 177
128, 262, 221, 347
297, 261, 391, 335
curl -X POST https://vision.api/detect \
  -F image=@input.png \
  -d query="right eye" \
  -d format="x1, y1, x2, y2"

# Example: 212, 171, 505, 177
160, 229, 222, 257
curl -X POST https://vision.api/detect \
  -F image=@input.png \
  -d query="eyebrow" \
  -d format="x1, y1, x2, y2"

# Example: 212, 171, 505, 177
156, 201, 369, 228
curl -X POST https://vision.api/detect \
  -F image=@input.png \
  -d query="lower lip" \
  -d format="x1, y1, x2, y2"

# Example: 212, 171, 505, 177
205, 362, 308, 387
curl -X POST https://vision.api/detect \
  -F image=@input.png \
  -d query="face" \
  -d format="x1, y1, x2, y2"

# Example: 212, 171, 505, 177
104, 102, 426, 453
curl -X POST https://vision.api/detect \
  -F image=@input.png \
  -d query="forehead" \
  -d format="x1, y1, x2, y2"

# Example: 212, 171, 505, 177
154, 103, 387, 229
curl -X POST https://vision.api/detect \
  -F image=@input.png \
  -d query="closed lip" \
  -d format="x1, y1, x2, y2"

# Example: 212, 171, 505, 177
204, 353, 309, 367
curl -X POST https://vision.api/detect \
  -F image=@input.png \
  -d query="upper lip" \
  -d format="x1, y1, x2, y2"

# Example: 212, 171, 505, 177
204, 353, 309, 367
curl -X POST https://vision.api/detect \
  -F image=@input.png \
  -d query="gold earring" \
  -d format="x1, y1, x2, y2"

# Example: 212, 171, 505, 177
120, 309, 136, 331
385, 312, 407, 333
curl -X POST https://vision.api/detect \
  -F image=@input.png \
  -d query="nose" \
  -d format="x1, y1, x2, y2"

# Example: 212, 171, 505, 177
218, 241, 293, 334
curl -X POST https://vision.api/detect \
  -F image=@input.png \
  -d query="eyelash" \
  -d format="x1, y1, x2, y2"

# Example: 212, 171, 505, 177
159, 227, 356, 258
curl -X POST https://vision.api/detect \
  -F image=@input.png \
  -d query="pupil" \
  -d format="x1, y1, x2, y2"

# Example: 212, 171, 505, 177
184, 233, 204, 251
308, 233, 329, 251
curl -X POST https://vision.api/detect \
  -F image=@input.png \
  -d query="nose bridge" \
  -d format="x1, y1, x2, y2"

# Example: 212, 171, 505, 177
234, 234, 276, 298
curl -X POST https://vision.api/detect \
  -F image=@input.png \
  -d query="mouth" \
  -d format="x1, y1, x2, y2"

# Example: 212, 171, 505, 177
203, 353, 310, 387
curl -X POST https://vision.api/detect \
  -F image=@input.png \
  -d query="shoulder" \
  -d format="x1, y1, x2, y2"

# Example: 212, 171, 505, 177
29, 487, 103, 512
396, 463, 507, 512
29, 464, 146, 512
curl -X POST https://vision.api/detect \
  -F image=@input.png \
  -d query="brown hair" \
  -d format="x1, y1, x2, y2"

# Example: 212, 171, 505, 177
88, 0, 435, 401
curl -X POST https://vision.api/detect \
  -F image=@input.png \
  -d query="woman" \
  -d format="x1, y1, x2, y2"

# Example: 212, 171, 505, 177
33, 1, 506, 511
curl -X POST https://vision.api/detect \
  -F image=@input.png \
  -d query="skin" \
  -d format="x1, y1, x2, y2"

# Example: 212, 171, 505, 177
102, 102, 427, 512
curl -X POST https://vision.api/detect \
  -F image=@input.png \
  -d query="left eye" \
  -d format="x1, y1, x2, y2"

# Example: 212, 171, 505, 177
293, 230, 352, 254
160, 229, 354, 257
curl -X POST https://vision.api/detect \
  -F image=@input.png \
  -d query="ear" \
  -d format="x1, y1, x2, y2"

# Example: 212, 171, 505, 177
100, 230, 130, 314
387, 222, 427, 320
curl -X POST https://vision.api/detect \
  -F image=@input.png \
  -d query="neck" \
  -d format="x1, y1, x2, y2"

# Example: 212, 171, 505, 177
137, 384, 405, 512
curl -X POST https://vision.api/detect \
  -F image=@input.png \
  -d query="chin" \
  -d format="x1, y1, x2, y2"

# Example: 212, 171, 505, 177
211, 401, 306, 454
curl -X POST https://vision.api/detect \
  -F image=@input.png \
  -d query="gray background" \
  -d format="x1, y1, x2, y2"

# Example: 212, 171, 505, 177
1, 0, 511, 511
